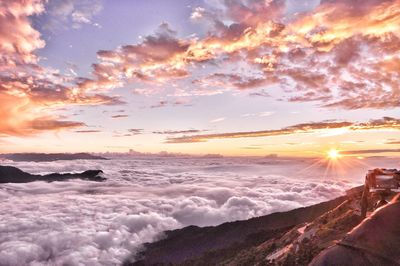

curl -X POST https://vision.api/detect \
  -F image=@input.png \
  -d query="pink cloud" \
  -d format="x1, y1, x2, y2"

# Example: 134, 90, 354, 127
0, 0, 45, 69
81, 0, 400, 109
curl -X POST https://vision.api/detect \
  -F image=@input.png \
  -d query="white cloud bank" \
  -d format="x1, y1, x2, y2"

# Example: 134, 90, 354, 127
1, 156, 397, 265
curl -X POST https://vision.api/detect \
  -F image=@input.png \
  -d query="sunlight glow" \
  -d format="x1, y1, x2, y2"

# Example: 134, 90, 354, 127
327, 149, 342, 160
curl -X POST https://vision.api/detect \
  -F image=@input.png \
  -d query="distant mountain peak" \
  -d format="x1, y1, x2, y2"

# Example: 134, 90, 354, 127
0, 153, 107, 162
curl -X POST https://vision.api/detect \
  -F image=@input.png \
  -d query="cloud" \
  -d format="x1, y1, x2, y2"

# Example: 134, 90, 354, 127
166, 117, 400, 143
249, 90, 270, 97
350, 117, 400, 130
112, 129, 143, 138
39, 0, 103, 31
190, 7, 206, 20
83, 0, 400, 109
152, 129, 204, 135
150, 100, 168, 109
0, 0, 45, 68
241, 146, 262, 150
241, 111, 274, 118
210, 117, 226, 123
74, 129, 102, 133
0, 157, 362, 264
94, 22, 190, 86
385, 140, 400, 145
111, 114, 129, 119
150, 99, 191, 108
30, 119, 85, 131
0, 1, 123, 137
128, 129, 143, 133
0, 74, 122, 137
127, 129, 143, 135
342, 149, 400, 155
167, 121, 352, 143
2, 0, 399, 139
193, 73, 277, 90
0, 91, 91, 136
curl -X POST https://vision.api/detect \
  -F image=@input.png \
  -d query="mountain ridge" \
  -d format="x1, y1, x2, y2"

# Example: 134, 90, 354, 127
0, 153, 107, 162
0, 165, 105, 183
124, 187, 365, 265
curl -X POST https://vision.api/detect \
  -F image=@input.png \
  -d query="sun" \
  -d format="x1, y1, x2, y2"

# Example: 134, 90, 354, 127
327, 149, 342, 160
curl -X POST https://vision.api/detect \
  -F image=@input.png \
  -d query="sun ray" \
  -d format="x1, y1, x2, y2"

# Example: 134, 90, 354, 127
327, 149, 342, 160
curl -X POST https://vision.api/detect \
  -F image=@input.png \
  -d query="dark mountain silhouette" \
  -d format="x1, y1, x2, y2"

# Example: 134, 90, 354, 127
125, 186, 399, 266
0, 153, 107, 162
0, 165, 105, 183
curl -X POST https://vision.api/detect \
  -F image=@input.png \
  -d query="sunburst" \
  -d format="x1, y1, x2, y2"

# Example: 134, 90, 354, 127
327, 149, 342, 160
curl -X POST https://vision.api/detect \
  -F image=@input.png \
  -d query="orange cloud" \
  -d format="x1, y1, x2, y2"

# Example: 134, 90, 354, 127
166, 117, 400, 143
0, 73, 123, 136
0, 1, 123, 137
0, 91, 85, 136
342, 149, 400, 155
385, 139, 400, 145
166, 121, 353, 143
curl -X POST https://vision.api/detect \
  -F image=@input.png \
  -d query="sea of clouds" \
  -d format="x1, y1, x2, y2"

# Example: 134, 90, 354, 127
0, 156, 398, 265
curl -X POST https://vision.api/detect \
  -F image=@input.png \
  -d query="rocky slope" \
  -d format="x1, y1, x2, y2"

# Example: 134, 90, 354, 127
310, 197, 400, 265
124, 186, 373, 265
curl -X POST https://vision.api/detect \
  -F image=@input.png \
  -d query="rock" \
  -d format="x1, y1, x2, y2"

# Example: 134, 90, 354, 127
0, 165, 105, 183
310, 198, 400, 266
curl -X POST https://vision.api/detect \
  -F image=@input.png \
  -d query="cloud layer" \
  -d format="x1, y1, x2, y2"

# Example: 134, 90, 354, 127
0, 156, 370, 265
166, 116, 400, 143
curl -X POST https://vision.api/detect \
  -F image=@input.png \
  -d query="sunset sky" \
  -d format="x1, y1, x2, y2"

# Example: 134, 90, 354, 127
1, 0, 400, 156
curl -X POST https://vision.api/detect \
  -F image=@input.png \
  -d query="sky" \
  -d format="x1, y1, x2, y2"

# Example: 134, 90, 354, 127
1, 0, 400, 156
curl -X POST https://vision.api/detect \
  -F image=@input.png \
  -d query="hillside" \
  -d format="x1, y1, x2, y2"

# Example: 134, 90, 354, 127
124, 186, 370, 265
